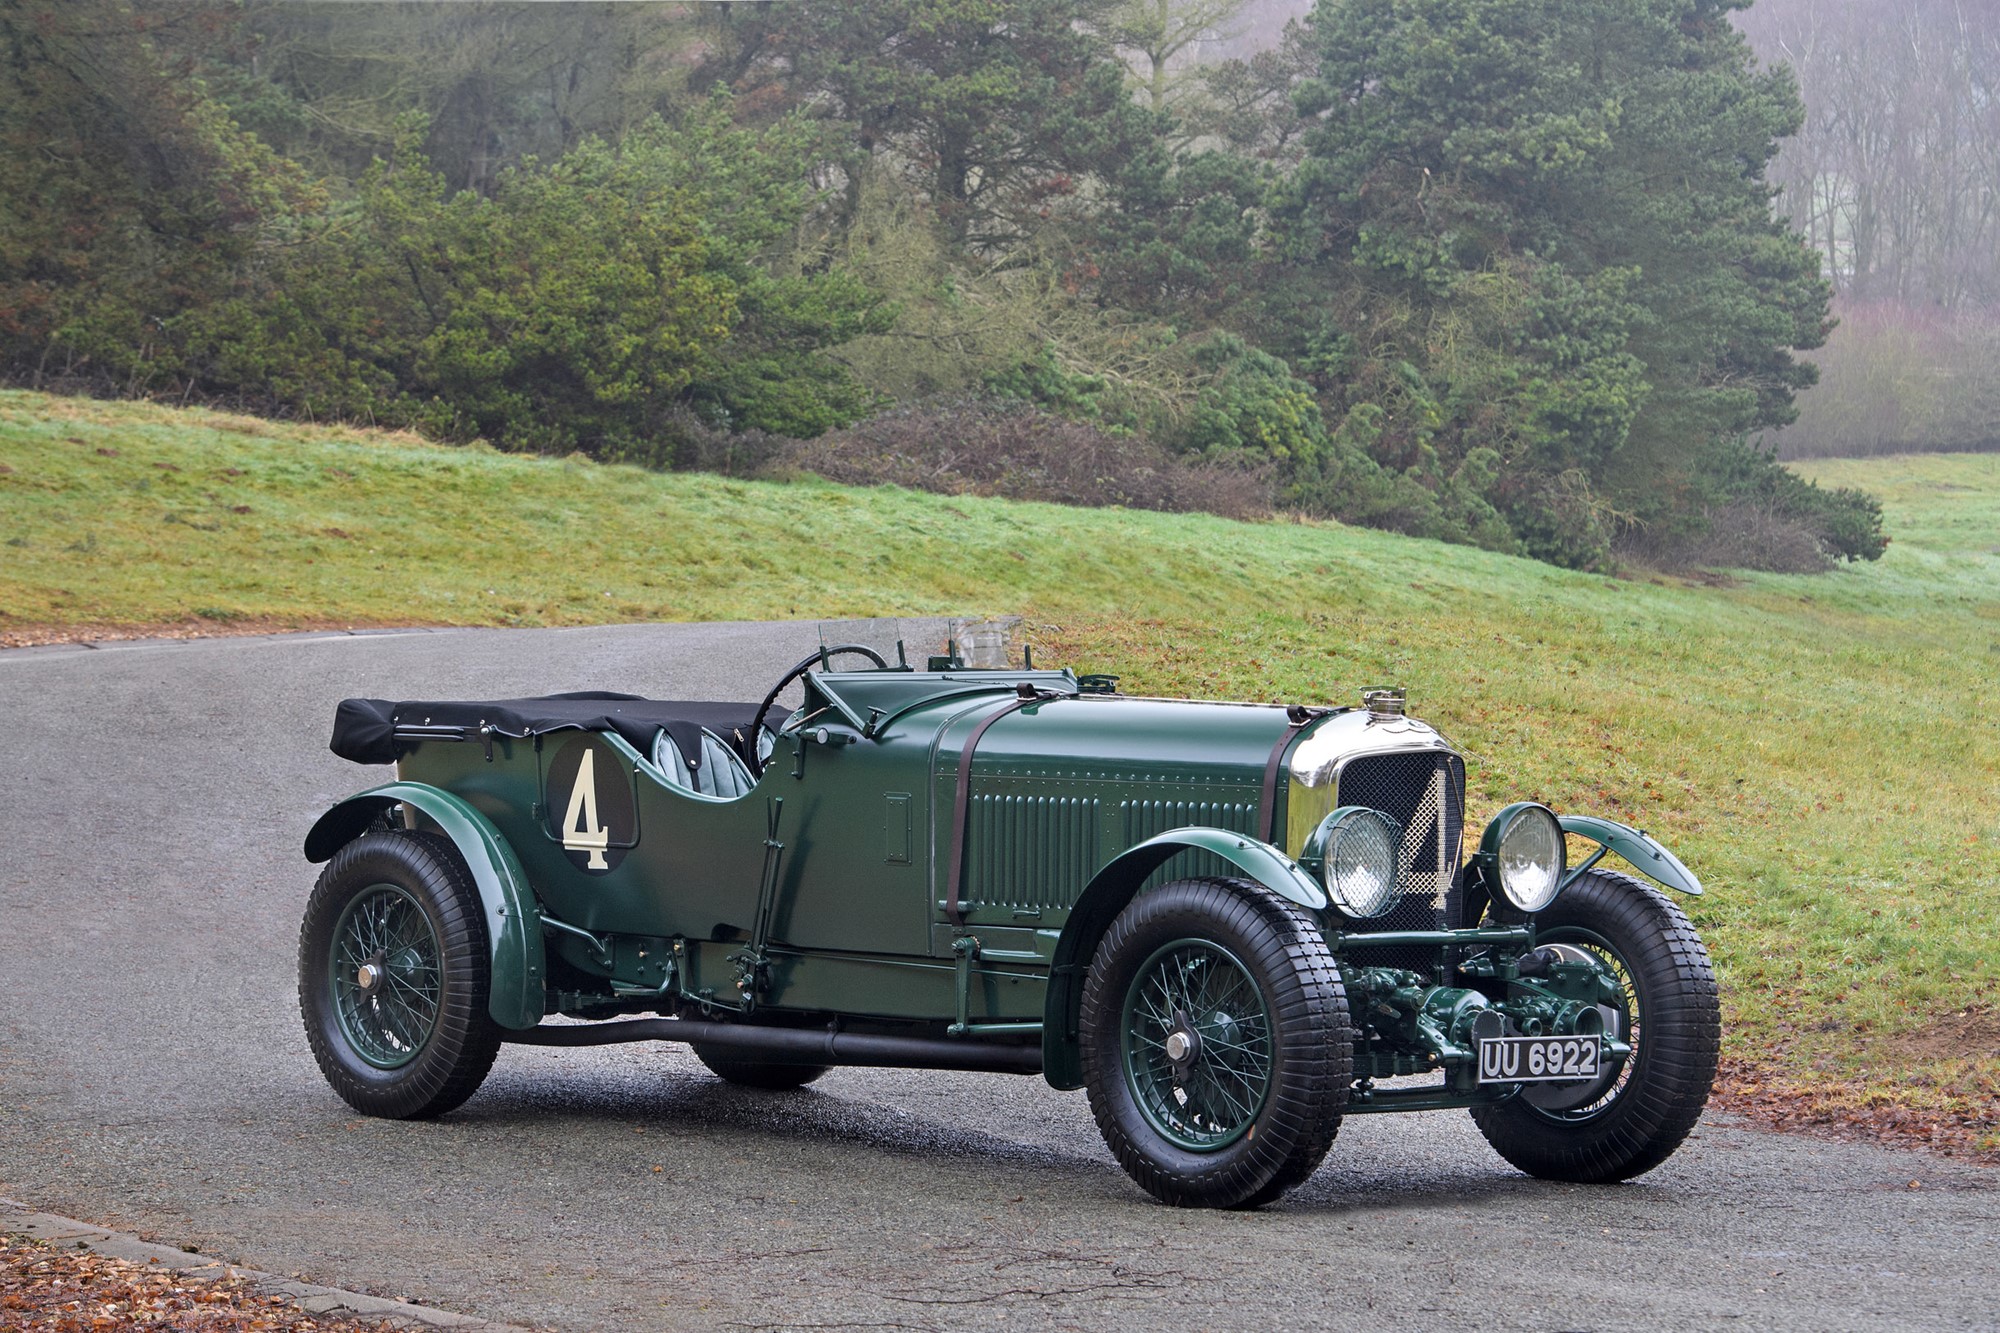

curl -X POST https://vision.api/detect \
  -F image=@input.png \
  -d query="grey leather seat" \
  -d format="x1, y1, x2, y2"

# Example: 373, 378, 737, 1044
651, 727, 757, 799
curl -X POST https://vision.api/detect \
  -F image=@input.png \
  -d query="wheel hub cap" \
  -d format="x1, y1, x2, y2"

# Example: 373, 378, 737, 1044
1120, 939, 1274, 1152
329, 883, 444, 1071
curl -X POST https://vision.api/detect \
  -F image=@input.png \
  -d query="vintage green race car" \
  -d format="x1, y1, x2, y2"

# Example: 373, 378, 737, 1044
301, 639, 1719, 1208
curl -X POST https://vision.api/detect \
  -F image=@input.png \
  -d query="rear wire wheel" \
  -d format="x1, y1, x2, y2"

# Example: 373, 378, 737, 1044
299, 828, 502, 1118
1471, 869, 1719, 1182
1081, 877, 1352, 1208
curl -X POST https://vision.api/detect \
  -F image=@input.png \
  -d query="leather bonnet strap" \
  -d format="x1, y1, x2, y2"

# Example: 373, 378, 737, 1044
1257, 705, 1331, 845
944, 685, 1062, 928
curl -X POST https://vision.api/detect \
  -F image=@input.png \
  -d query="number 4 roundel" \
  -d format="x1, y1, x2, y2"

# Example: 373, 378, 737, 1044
544, 735, 636, 874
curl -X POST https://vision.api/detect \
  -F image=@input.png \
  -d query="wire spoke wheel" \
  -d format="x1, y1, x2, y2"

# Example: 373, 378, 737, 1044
1081, 878, 1352, 1209
1121, 939, 1272, 1151
1471, 869, 1719, 1183
329, 883, 443, 1069
300, 828, 502, 1119
1519, 933, 1638, 1118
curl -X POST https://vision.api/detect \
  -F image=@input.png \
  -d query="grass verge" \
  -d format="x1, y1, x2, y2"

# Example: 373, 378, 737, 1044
4, 390, 1996, 1159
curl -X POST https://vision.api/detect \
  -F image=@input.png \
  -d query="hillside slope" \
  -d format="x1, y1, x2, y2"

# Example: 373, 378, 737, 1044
4, 389, 1996, 1156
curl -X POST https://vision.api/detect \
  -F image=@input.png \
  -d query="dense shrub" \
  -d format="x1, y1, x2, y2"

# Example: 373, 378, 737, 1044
0, 1, 314, 390
598, 407, 792, 477
1176, 334, 1328, 470
194, 116, 743, 452
1707, 440, 1887, 563
3, 86, 888, 457
1285, 403, 1523, 557
1616, 439, 1887, 571
1621, 502, 1834, 574
986, 331, 1336, 477
787, 399, 1272, 519
1262, 0, 1831, 571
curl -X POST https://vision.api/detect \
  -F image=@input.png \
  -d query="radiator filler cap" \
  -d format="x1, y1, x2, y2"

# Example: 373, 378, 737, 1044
1362, 687, 1407, 721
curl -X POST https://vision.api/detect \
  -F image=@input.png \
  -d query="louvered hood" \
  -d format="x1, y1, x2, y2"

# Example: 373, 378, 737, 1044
921, 691, 1298, 924
960, 695, 1295, 784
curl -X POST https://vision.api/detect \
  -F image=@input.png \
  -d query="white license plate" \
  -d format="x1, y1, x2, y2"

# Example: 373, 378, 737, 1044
1477, 1035, 1601, 1084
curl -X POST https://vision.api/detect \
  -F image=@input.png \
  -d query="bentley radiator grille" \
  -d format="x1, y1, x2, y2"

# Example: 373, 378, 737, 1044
1336, 751, 1466, 975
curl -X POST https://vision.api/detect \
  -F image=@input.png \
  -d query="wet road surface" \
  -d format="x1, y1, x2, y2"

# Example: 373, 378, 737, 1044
1, 623, 1993, 1331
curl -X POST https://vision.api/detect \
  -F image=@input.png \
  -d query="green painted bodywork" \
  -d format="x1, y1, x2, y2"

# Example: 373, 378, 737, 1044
1036, 825, 1326, 1088
1557, 815, 1704, 896
304, 781, 547, 1030
306, 664, 1705, 1098
1086, 827, 1328, 912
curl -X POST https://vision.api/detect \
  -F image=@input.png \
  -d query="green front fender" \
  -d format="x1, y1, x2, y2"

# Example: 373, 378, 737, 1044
1559, 814, 1704, 896
304, 783, 547, 1030
1039, 827, 1329, 1089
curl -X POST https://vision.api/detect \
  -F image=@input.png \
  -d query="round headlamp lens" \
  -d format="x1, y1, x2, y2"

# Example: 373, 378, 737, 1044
1317, 808, 1400, 919
1497, 805, 1565, 913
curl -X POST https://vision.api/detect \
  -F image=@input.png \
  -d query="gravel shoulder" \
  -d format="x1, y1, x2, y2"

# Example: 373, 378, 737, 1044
1, 624, 1994, 1332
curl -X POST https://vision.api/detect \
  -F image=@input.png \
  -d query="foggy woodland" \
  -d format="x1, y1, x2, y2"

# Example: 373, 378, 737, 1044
6, 0, 1985, 568
1736, 0, 2000, 459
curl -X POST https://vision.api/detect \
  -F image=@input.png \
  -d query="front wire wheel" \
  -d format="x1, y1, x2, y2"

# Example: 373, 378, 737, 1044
1471, 869, 1720, 1182
1121, 938, 1273, 1152
1081, 878, 1352, 1208
299, 828, 502, 1118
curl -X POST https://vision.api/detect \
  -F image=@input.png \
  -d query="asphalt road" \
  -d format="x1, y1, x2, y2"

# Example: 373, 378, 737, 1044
1, 623, 1994, 1332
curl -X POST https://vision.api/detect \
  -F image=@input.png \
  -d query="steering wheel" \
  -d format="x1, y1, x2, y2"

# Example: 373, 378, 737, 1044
748, 644, 891, 773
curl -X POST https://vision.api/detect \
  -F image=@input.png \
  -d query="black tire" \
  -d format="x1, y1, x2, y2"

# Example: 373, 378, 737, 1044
299, 829, 503, 1119
1080, 877, 1352, 1208
1471, 869, 1719, 1183
692, 1046, 833, 1090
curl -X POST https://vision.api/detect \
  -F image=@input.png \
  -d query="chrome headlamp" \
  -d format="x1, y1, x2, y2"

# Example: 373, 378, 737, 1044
1301, 806, 1402, 920
1480, 802, 1567, 914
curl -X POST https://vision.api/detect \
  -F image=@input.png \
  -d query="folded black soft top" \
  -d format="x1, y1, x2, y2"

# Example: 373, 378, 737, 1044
330, 691, 777, 770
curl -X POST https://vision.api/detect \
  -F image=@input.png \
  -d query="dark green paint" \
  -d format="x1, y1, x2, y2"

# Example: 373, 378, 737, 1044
307, 667, 1693, 1107
1036, 826, 1326, 1088
305, 781, 546, 1030
1557, 815, 1704, 896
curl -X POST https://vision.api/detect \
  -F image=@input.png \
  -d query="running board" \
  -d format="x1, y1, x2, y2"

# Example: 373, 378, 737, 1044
504, 1017, 1043, 1075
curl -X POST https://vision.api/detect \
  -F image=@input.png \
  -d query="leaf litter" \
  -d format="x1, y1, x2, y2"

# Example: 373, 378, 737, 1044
1, 1231, 406, 1332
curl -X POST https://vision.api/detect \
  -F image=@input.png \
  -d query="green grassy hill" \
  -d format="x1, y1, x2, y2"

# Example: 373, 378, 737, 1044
5, 389, 1996, 1154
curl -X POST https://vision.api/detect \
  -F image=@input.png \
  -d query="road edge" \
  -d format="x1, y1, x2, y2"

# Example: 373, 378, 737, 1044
1, 1197, 532, 1331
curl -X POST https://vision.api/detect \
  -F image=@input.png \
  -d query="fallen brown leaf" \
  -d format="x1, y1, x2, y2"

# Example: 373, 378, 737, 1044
1, 1232, 404, 1332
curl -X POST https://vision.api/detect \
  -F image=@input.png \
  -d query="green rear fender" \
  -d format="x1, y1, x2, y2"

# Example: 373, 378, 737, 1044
1039, 828, 1329, 1090
304, 782, 547, 1030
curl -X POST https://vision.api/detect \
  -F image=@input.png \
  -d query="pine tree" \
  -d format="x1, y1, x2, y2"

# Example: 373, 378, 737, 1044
1270, 0, 1832, 566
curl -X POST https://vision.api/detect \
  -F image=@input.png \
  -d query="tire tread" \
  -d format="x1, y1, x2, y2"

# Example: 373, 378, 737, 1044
298, 829, 504, 1119
1081, 877, 1352, 1208
1471, 869, 1719, 1182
